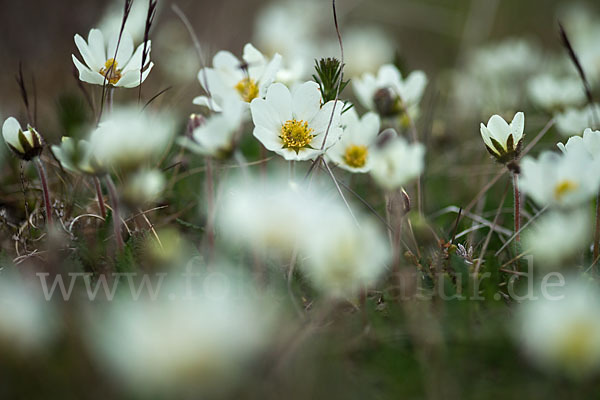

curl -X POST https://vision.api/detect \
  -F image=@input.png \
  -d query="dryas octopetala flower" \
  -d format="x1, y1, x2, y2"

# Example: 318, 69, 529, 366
517, 280, 600, 378
2, 117, 43, 160
369, 129, 425, 191
72, 28, 153, 88
558, 128, 600, 159
555, 104, 600, 136
479, 112, 524, 164
179, 97, 245, 159
52, 137, 104, 175
250, 81, 343, 161
194, 43, 281, 112
527, 74, 585, 112
353, 64, 427, 119
520, 148, 600, 208
327, 107, 380, 173
89, 106, 175, 171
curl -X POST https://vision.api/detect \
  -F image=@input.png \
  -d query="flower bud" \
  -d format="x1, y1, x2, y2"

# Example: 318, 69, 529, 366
2, 117, 44, 161
480, 112, 525, 164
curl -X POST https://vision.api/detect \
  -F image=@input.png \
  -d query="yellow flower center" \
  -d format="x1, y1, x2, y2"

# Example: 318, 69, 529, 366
343, 145, 368, 168
280, 120, 314, 154
235, 77, 259, 102
100, 58, 122, 85
554, 180, 578, 200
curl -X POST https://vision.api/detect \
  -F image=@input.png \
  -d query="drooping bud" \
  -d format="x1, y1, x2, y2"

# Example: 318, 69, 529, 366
2, 117, 44, 161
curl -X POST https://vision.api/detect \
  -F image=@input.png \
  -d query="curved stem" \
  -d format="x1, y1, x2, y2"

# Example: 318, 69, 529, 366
105, 175, 124, 252
512, 172, 521, 245
93, 176, 107, 219
34, 157, 53, 228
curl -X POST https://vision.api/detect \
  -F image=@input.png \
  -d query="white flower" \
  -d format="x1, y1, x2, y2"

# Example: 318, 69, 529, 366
51, 137, 103, 175
558, 128, 600, 159
85, 275, 276, 393
2, 117, 43, 160
520, 149, 600, 208
218, 175, 346, 255
517, 280, 600, 377
300, 215, 390, 298
370, 129, 425, 191
479, 112, 525, 163
72, 28, 153, 88
179, 98, 245, 158
353, 64, 427, 118
523, 209, 591, 267
555, 104, 600, 136
89, 106, 175, 170
97, 0, 160, 42
250, 81, 343, 161
327, 107, 380, 173
527, 74, 585, 112
194, 43, 281, 112
339, 26, 395, 78
122, 169, 166, 205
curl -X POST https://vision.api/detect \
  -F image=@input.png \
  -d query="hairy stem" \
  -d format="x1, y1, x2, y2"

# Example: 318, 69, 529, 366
34, 157, 53, 228
512, 172, 521, 245
105, 175, 124, 252
93, 176, 107, 219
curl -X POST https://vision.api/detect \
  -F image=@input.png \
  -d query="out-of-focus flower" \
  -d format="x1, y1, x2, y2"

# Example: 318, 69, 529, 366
300, 215, 390, 298
194, 44, 281, 112
72, 29, 153, 88
558, 128, 600, 159
480, 112, 524, 164
52, 137, 104, 175
370, 129, 425, 191
517, 280, 600, 377
523, 209, 591, 267
340, 26, 396, 78
0, 273, 57, 353
555, 104, 600, 136
250, 82, 343, 161
2, 117, 44, 161
354, 64, 427, 119
219, 175, 344, 255
327, 107, 380, 173
122, 169, 165, 205
89, 106, 175, 170
527, 74, 585, 112
97, 0, 160, 42
520, 149, 600, 208
85, 275, 276, 394
180, 98, 245, 159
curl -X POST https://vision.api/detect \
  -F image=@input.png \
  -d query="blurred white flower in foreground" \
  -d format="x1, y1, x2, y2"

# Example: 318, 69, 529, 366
520, 148, 600, 208
2, 117, 43, 161
97, 0, 160, 42
523, 209, 590, 268
219, 175, 343, 255
517, 280, 600, 377
527, 74, 585, 112
558, 128, 600, 159
194, 43, 281, 112
250, 82, 343, 161
90, 106, 175, 170
73, 29, 153, 88
85, 276, 276, 394
340, 26, 396, 78
354, 64, 427, 119
479, 112, 524, 164
555, 104, 600, 136
122, 169, 165, 205
327, 107, 380, 173
180, 98, 245, 158
369, 129, 425, 191
300, 215, 390, 298
0, 274, 57, 353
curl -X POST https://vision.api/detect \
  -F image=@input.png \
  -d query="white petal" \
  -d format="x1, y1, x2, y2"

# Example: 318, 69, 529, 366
74, 34, 101, 71
400, 70, 427, 105
243, 43, 266, 79
107, 31, 134, 66
310, 100, 343, 134
122, 41, 150, 73
486, 115, 511, 147
480, 123, 496, 153
292, 81, 321, 122
87, 29, 106, 66
258, 53, 282, 97
213, 50, 241, 71
2, 117, 24, 153
193, 96, 223, 112
265, 83, 292, 123
251, 99, 283, 133
510, 111, 525, 142
253, 125, 282, 152
117, 63, 153, 88
72, 55, 106, 85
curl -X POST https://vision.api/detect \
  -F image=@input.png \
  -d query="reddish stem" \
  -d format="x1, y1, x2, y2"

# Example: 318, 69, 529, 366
34, 157, 53, 228
93, 176, 107, 219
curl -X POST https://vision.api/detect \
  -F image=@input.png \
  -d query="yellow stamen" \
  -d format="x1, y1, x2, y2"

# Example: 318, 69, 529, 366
343, 145, 368, 168
235, 77, 259, 102
280, 120, 314, 154
554, 180, 578, 200
99, 58, 122, 85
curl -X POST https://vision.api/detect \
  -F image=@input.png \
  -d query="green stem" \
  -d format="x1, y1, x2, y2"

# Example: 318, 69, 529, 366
34, 157, 53, 229
105, 175, 124, 252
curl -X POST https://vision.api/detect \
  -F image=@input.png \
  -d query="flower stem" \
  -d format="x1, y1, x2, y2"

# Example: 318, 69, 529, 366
93, 176, 107, 219
512, 172, 521, 244
105, 175, 124, 252
594, 191, 600, 263
34, 157, 53, 229
204, 157, 215, 261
